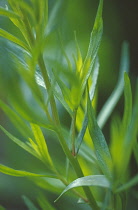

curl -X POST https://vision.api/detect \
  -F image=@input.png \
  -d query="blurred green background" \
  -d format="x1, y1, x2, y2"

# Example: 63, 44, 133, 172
0, 0, 138, 209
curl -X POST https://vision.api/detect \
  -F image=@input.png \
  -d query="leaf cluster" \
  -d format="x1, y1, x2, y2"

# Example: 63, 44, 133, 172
0, 0, 138, 209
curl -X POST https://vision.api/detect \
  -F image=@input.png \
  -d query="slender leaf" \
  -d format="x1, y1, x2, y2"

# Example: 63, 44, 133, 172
76, 58, 99, 153
31, 123, 53, 166
97, 42, 129, 128
121, 80, 138, 175
0, 7, 20, 19
0, 100, 33, 139
22, 196, 39, 210
116, 174, 138, 193
45, 0, 65, 35
0, 125, 39, 159
0, 164, 57, 178
55, 175, 110, 202
80, 0, 103, 92
122, 72, 132, 133
0, 28, 30, 52
87, 92, 112, 178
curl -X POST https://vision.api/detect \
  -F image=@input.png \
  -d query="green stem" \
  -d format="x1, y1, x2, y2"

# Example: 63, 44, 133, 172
57, 130, 99, 210
38, 56, 60, 125
70, 108, 77, 156
38, 55, 99, 209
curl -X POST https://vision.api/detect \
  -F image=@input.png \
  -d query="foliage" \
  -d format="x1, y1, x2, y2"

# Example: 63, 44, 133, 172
0, 0, 138, 209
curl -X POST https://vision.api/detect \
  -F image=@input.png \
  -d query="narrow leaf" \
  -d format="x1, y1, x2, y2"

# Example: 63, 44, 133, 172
122, 72, 132, 133
31, 124, 53, 166
0, 125, 39, 159
0, 164, 56, 178
87, 93, 112, 178
22, 196, 39, 210
97, 42, 129, 128
116, 174, 138, 193
0, 28, 30, 52
0, 7, 20, 19
55, 175, 110, 202
121, 80, 138, 174
0, 100, 33, 139
76, 58, 99, 153
81, 0, 103, 91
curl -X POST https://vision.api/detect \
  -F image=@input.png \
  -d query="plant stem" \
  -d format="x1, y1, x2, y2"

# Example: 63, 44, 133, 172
71, 108, 77, 156
38, 56, 60, 125
38, 55, 99, 209
57, 130, 99, 210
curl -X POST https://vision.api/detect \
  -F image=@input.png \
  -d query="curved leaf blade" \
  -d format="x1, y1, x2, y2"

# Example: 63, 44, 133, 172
0, 164, 57, 178
97, 42, 129, 129
55, 175, 110, 202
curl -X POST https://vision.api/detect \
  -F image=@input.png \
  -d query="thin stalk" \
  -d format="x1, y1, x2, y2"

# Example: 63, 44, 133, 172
52, 167, 89, 203
38, 55, 99, 209
38, 56, 60, 125
57, 130, 99, 209
70, 108, 77, 156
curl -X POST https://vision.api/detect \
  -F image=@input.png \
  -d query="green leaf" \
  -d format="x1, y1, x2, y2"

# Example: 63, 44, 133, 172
55, 175, 110, 202
0, 28, 30, 52
53, 89, 72, 116
87, 92, 112, 178
0, 164, 57, 178
45, 0, 65, 35
0, 125, 39, 159
121, 80, 138, 175
116, 174, 138, 193
122, 72, 132, 134
22, 196, 39, 210
0, 6, 20, 19
31, 123, 53, 166
80, 0, 103, 92
97, 42, 129, 128
76, 58, 99, 153
0, 205, 6, 210
0, 100, 33, 139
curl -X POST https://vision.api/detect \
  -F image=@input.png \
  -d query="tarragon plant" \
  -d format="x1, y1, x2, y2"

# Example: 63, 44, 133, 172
0, 0, 138, 209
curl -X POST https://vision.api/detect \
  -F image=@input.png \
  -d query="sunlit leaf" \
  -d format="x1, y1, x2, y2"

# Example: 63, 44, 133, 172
31, 123, 53, 166
76, 58, 99, 153
80, 0, 103, 93
0, 6, 20, 19
0, 28, 30, 52
55, 175, 110, 202
0, 164, 57, 178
